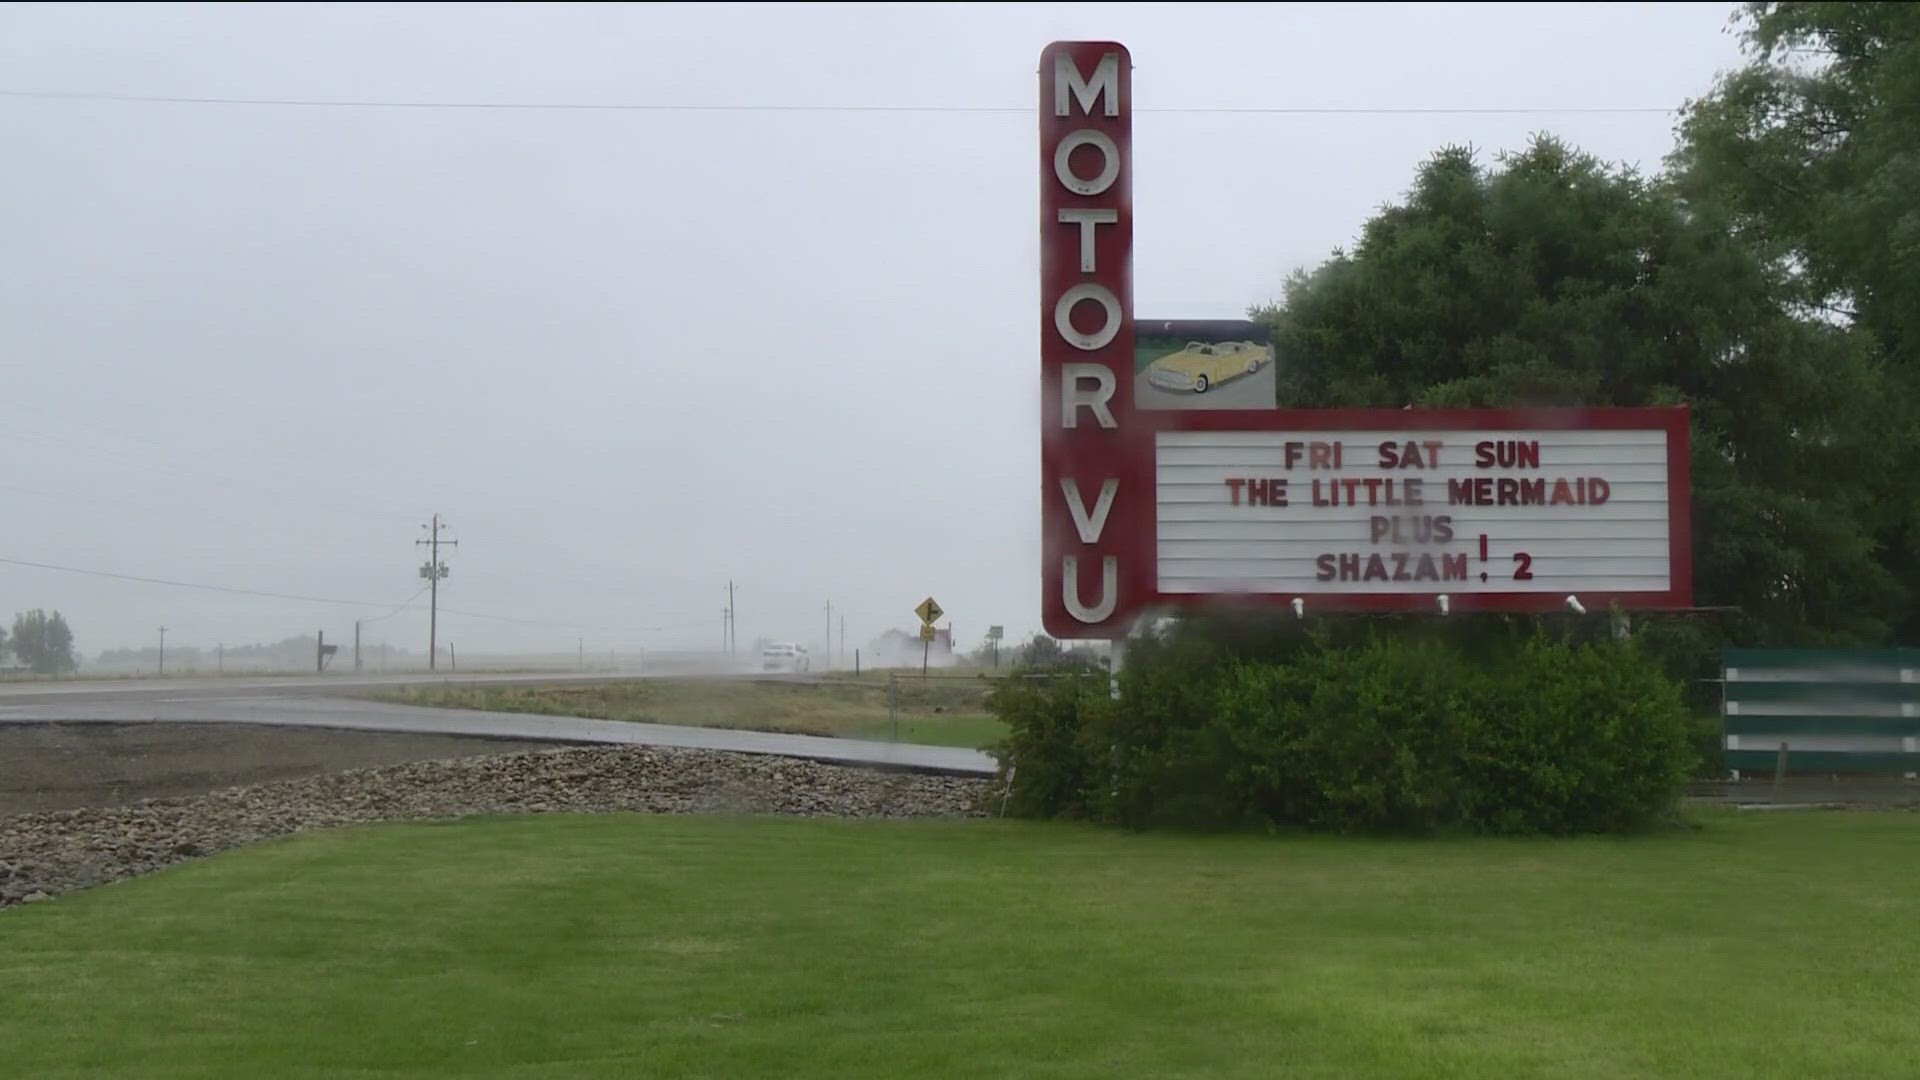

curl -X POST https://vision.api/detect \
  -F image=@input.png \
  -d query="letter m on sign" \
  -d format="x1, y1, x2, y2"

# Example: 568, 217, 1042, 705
1056, 53, 1119, 117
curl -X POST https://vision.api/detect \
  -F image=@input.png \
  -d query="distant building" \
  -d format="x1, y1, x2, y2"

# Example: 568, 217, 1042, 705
870, 627, 954, 668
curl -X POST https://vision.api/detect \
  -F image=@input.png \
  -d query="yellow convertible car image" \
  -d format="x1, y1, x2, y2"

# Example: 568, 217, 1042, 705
1145, 340, 1274, 394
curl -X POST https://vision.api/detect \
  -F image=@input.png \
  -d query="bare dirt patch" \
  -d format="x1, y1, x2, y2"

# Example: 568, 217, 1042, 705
0, 723, 565, 815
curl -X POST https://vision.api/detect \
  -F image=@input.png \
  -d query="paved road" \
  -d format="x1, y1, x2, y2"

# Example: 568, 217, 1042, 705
0, 673, 997, 777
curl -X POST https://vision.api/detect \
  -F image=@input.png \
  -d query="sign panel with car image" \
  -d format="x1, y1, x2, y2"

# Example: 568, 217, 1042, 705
1136, 320, 1276, 410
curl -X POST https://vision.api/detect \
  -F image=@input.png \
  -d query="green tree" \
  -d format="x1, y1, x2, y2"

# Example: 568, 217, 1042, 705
1010, 633, 1104, 671
1261, 136, 1905, 645
11, 610, 77, 675
1019, 634, 1063, 666
1672, 1, 1920, 639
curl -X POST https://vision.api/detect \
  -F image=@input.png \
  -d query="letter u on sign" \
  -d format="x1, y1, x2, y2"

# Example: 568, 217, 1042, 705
1063, 556, 1117, 623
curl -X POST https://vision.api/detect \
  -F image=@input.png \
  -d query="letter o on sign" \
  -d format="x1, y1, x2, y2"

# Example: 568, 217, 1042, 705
1053, 129, 1119, 196
1054, 283, 1122, 351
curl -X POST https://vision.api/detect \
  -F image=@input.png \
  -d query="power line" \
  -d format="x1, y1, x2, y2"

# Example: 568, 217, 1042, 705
434, 606, 708, 634
0, 555, 411, 610
0, 553, 713, 636
0, 88, 1680, 116
360, 585, 431, 624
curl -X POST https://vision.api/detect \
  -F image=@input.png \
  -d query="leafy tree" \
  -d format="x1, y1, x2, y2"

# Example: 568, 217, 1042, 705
11, 610, 77, 675
1261, 136, 1906, 644
1019, 634, 1063, 666
1675, 2, 1920, 354
1011, 633, 1104, 670
1673, 0, 1920, 639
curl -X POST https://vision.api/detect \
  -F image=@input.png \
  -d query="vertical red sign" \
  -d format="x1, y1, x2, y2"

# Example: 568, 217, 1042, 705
1039, 41, 1150, 640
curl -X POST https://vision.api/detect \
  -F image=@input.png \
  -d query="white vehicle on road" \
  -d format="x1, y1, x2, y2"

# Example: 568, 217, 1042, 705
761, 642, 811, 673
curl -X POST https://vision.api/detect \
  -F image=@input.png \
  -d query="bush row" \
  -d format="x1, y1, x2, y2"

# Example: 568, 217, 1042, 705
987, 626, 1694, 834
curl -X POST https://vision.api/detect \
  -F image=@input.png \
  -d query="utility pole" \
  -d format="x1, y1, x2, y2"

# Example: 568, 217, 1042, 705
158, 626, 167, 675
416, 514, 456, 671
727, 580, 736, 657
825, 599, 832, 667
354, 622, 362, 672
839, 616, 845, 668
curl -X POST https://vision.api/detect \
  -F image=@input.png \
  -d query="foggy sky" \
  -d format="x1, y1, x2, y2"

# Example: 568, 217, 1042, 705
0, 2, 1744, 658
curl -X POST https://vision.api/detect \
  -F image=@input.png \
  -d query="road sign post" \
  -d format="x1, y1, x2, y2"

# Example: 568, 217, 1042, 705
914, 597, 943, 676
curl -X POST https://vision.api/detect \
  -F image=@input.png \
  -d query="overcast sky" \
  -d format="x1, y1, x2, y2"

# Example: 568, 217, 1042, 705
0, 2, 1745, 658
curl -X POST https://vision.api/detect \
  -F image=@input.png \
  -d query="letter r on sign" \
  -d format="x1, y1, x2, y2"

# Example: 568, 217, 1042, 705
1061, 364, 1117, 428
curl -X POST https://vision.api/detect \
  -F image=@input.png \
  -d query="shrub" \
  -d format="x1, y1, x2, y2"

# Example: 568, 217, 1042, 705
989, 628, 1694, 835
985, 669, 1108, 819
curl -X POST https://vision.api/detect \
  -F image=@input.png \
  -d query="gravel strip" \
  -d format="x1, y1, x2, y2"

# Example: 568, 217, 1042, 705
0, 745, 994, 908
0, 722, 569, 815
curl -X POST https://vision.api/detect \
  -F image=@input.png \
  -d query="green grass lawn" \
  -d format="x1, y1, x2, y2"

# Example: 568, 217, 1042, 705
364, 674, 1007, 749
5, 810, 1920, 1078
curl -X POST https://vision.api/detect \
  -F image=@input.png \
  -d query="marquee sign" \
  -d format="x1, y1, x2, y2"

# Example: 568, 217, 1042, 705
1038, 41, 1693, 638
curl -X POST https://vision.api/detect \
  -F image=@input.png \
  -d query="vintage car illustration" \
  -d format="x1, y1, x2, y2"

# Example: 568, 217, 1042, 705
1144, 340, 1274, 394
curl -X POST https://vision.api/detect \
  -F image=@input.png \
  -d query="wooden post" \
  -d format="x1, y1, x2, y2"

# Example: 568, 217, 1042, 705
1773, 741, 1790, 804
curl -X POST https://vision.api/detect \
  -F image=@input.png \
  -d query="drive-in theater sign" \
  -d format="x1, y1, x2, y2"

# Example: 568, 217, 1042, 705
1039, 41, 1692, 639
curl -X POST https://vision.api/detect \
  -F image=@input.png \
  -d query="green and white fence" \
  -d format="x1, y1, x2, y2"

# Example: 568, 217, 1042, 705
1722, 648, 1919, 776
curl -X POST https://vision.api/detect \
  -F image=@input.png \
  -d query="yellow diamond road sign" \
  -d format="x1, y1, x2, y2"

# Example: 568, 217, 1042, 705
915, 597, 943, 626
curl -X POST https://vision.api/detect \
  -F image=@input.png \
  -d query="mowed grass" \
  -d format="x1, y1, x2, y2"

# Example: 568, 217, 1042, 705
6, 811, 1920, 1078
364, 673, 1007, 749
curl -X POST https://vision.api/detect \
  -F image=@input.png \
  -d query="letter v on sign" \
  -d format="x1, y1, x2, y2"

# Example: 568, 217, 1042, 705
1059, 478, 1118, 543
